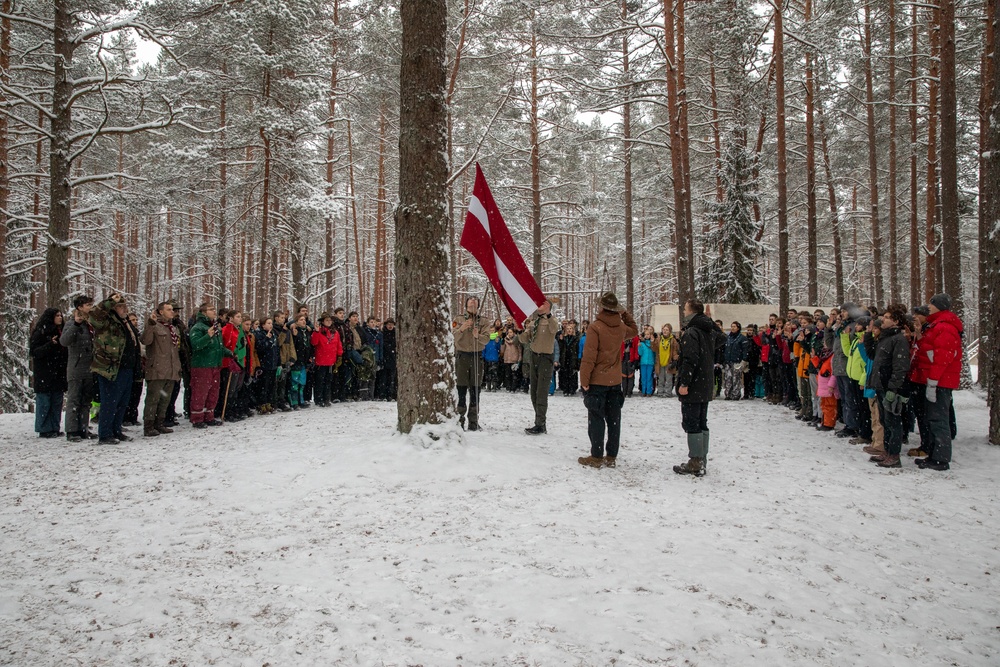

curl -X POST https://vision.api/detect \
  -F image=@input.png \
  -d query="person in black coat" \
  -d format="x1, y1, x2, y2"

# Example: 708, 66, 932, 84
870, 304, 912, 468
673, 300, 726, 476
375, 319, 398, 400
30, 307, 68, 438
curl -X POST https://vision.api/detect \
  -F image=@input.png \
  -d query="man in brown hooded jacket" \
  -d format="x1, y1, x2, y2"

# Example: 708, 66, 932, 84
578, 292, 638, 467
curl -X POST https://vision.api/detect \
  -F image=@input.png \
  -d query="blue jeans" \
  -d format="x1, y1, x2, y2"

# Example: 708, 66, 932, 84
98, 368, 133, 439
35, 391, 64, 434
640, 364, 654, 395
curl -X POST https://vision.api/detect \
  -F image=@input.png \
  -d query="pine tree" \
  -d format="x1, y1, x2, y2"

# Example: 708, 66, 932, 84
696, 129, 765, 305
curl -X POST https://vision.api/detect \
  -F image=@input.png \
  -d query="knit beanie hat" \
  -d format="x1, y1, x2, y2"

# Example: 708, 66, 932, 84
599, 292, 623, 313
930, 293, 952, 312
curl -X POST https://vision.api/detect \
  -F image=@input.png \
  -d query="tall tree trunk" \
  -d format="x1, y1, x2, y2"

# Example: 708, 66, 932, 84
817, 99, 845, 305
677, 0, 693, 292
938, 0, 964, 317
622, 0, 634, 313
887, 0, 900, 304
347, 117, 365, 317
325, 0, 340, 300
926, 0, 940, 301
804, 0, 818, 304
0, 0, 9, 407
373, 104, 388, 317
774, 0, 789, 313
910, 4, 921, 307
980, 0, 996, 387
664, 0, 691, 306
862, 0, 884, 306
709, 54, 723, 205
447, 0, 470, 315
46, 0, 74, 308
395, 0, 454, 434
530, 21, 542, 285
984, 0, 1000, 444
218, 62, 229, 305
257, 128, 271, 312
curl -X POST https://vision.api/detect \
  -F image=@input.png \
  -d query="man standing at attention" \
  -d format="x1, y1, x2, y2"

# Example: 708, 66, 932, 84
453, 296, 486, 431
578, 292, 637, 467
520, 299, 561, 435
674, 299, 727, 477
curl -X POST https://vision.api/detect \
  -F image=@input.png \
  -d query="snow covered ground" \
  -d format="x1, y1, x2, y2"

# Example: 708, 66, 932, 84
1, 390, 998, 667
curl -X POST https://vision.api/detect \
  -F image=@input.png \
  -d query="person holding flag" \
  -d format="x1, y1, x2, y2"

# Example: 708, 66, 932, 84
453, 296, 487, 431
459, 163, 549, 433
520, 299, 560, 435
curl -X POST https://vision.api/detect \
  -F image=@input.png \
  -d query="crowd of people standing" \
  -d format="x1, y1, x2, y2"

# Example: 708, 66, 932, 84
29, 295, 398, 445
29, 288, 965, 477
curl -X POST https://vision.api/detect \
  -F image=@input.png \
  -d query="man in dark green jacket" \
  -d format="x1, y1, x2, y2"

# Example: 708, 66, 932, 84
188, 303, 231, 428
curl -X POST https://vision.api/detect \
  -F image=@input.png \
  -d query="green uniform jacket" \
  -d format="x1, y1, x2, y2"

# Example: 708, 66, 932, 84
189, 312, 232, 369
88, 298, 129, 381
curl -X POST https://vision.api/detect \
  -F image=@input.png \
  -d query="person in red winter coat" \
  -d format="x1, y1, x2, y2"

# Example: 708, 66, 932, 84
311, 313, 343, 406
912, 294, 963, 470
620, 334, 640, 397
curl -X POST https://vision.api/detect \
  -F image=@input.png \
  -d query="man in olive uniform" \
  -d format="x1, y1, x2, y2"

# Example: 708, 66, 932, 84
453, 296, 486, 431
520, 299, 560, 435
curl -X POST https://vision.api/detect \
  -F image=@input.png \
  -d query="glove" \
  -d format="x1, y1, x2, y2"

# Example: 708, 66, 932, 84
885, 391, 897, 404
926, 380, 938, 403
740, 360, 749, 373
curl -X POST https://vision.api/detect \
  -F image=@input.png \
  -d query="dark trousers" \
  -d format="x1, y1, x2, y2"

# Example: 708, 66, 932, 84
877, 390, 904, 456
65, 376, 95, 435
98, 368, 133, 439
529, 353, 554, 427
221, 370, 243, 418
375, 367, 397, 400
256, 369, 276, 407
166, 377, 182, 421
125, 378, 143, 423
851, 380, 872, 438
744, 366, 758, 399
304, 366, 315, 402
274, 368, 289, 408
681, 401, 709, 434
782, 364, 798, 403
585, 385, 624, 458
315, 365, 334, 404
925, 387, 953, 463
768, 364, 782, 399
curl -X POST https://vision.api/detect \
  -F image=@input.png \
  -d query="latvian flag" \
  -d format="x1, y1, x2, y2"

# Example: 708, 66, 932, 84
460, 163, 546, 324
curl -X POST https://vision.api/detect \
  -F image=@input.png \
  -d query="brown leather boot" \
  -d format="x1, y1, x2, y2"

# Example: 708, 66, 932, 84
155, 420, 174, 434
577, 456, 604, 468
673, 457, 705, 477
604, 457, 616, 468
143, 421, 161, 437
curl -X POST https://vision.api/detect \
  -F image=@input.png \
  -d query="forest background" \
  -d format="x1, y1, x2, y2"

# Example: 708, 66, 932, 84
0, 0, 996, 431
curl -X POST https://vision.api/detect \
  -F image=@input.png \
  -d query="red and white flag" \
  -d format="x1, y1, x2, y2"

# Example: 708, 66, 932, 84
460, 163, 546, 324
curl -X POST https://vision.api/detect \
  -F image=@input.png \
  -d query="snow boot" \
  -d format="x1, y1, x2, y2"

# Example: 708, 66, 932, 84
578, 456, 604, 468
467, 405, 479, 432
458, 404, 467, 430
916, 459, 949, 471
604, 456, 617, 468
877, 455, 902, 469
155, 420, 174, 434
673, 457, 705, 477
907, 448, 928, 457
525, 425, 546, 435
143, 422, 161, 437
